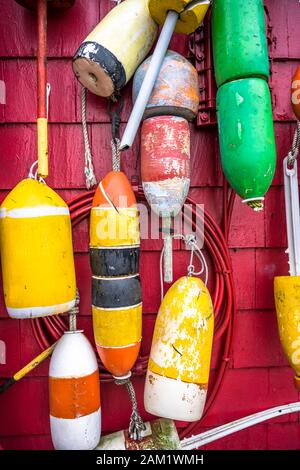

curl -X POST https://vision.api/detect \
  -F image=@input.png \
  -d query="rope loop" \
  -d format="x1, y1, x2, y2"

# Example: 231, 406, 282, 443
108, 97, 124, 172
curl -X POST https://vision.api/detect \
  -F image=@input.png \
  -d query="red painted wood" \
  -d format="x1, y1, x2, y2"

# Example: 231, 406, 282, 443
0, 0, 300, 450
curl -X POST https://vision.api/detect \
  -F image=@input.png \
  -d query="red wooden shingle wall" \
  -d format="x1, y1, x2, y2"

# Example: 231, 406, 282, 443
0, 0, 300, 450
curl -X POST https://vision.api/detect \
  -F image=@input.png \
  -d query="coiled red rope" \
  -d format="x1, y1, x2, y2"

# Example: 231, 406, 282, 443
31, 186, 236, 438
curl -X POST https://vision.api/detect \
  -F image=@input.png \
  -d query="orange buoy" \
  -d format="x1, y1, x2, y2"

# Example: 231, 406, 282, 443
90, 171, 142, 379
291, 66, 300, 120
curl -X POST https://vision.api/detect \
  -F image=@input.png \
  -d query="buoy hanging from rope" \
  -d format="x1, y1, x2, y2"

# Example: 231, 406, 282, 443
291, 66, 300, 121
141, 115, 191, 283
49, 330, 101, 450
120, 0, 210, 150
90, 171, 142, 378
216, 78, 276, 211
133, 50, 200, 121
274, 122, 300, 391
144, 274, 214, 422
0, 174, 76, 319
15, 0, 76, 178
73, 0, 158, 98
211, 0, 269, 87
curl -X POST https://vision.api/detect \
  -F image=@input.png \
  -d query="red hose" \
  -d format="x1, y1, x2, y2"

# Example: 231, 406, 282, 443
31, 186, 236, 434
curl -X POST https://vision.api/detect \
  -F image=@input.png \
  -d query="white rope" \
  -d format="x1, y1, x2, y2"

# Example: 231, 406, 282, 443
28, 160, 46, 184
159, 233, 209, 302
81, 87, 97, 189
111, 138, 121, 172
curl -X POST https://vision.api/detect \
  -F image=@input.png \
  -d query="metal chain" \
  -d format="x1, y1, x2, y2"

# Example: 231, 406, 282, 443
114, 376, 146, 441
287, 120, 300, 168
108, 98, 123, 172
81, 87, 97, 189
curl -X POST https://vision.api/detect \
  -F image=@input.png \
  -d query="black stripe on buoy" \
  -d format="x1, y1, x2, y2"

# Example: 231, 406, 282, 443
73, 41, 126, 92
90, 247, 140, 277
92, 276, 142, 308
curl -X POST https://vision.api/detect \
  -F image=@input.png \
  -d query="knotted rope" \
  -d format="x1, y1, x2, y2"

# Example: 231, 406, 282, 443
81, 87, 97, 189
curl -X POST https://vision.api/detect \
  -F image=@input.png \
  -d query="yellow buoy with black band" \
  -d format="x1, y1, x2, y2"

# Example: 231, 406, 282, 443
144, 276, 214, 422
90, 171, 142, 379
0, 178, 76, 319
73, 0, 158, 98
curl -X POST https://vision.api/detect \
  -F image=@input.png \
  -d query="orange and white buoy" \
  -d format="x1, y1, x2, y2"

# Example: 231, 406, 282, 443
0, 178, 76, 319
144, 276, 214, 422
291, 66, 300, 120
90, 171, 142, 379
49, 330, 101, 450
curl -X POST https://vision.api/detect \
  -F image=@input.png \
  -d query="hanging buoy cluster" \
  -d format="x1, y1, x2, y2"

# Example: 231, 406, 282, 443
134, 50, 199, 283
0, 178, 76, 319
90, 172, 142, 379
73, 0, 158, 98
49, 330, 101, 450
212, 0, 276, 211
144, 276, 214, 422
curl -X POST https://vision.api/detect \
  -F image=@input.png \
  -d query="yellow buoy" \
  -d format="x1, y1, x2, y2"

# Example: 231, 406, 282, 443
73, 0, 158, 98
144, 276, 214, 422
149, 0, 210, 35
274, 276, 300, 390
0, 178, 76, 319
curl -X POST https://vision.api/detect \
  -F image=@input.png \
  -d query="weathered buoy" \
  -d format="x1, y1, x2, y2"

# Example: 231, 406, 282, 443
216, 78, 276, 211
291, 66, 300, 121
212, 0, 269, 87
274, 276, 300, 391
144, 276, 214, 422
49, 330, 101, 450
149, 0, 210, 35
133, 50, 200, 121
90, 171, 142, 378
73, 0, 157, 98
141, 115, 190, 217
97, 419, 180, 450
0, 178, 76, 319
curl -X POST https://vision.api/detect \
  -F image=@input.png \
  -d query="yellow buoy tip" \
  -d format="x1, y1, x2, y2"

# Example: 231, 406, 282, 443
293, 375, 300, 391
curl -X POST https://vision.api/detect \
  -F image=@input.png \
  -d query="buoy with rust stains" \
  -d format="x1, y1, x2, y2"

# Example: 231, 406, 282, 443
141, 116, 190, 218
133, 50, 200, 121
0, 178, 76, 319
73, 0, 157, 98
212, 0, 269, 87
49, 330, 101, 450
216, 78, 276, 211
291, 66, 300, 121
144, 276, 214, 422
90, 171, 142, 379
141, 115, 190, 283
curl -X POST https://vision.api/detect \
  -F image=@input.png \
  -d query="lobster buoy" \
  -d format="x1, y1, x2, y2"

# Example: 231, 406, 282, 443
149, 0, 210, 35
144, 276, 214, 422
141, 115, 190, 217
212, 0, 269, 87
0, 178, 76, 319
291, 66, 300, 120
73, 0, 157, 98
90, 171, 142, 378
133, 50, 200, 121
274, 276, 300, 391
49, 330, 101, 450
216, 78, 276, 211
